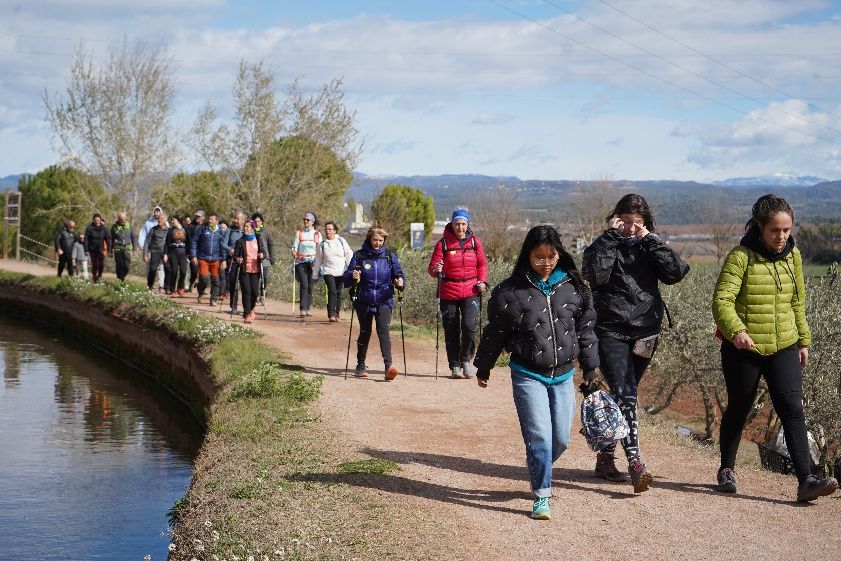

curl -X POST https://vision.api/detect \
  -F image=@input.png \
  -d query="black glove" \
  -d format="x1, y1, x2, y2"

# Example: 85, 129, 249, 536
579, 369, 599, 396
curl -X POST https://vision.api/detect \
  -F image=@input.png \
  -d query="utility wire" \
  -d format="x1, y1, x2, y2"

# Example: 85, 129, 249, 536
488, 0, 838, 144
539, 0, 841, 137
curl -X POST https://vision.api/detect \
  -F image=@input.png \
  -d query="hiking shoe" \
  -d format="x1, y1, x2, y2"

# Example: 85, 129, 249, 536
628, 458, 653, 493
385, 365, 399, 381
462, 362, 474, 378
530, 497, 551, 520
197, 294, 204, 304
716, 467, 737, 494
243, 315, 252, 324
595, 452, 627, 482
450, 366, 463, 379
177, 288, 185, 296
797, 475, 838, 502
354, 363, 368, 378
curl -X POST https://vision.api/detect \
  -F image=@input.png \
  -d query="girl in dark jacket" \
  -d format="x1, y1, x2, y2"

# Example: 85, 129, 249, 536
234, 220, 269, 324
428, 208, 489, 378
343, 227, 405, 381
582, 194, 690, 492
474, 225, 599, 520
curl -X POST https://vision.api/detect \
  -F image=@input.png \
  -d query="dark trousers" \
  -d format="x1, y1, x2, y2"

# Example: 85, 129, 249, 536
114, 250, 131, 280
324, 274, 342, 317
356, 305, 393, 368
57, 254, 74, 277
719, 342, 811, 482
167, 249, 188, 292
440, 297, 479, 368
90, 252, 105, 282
598, 335, 653, 462
188, 260, 198, 290
219, 262, 227, 297
240, 272, 261, 316
295, 262, 313, 312
146, 252, 164, 289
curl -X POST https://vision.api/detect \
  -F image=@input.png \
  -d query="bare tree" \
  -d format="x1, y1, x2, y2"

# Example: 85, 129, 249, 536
469, 185, 522, 260
43, 42, 177, 225
708, 197, 743, 265
566, 176, 624, 245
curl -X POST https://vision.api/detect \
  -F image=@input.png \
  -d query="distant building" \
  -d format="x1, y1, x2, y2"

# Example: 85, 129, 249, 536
346, 203, 371, 234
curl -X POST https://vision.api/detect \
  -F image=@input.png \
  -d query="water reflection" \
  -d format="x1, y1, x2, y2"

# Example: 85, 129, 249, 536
0, 315, 203, 561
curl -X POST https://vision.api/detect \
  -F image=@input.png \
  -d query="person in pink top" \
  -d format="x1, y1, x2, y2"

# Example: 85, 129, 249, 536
428, 208, 489, 378
233, 220, 269, 323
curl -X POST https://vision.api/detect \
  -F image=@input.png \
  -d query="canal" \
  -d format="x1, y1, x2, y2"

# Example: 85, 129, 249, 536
0, 315, 202, 560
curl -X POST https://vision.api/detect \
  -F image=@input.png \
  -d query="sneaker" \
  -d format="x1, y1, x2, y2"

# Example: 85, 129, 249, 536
716, 467, 737, 494
385, 365, 399, 381
243, 314, 252, 324
595, 452, 627, 482
450, 366, 463, 379
354, 363, 368, 379
177, 288, 185, 296
197, 294, 204, 304
462, 362, 474, 378
628, 458, 653, 493
229, 307, 238, 315
797, 475, 838, 502
530, 497, 551, 520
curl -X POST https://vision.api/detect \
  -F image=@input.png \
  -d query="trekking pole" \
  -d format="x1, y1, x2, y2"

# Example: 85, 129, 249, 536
291, 263, 297, 315
259, 261, 268, 320
344, 269, 361, 380
397, 285, 407, 378
435, 268, 443, 380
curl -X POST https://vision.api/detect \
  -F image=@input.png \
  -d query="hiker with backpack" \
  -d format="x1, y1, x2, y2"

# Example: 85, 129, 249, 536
292, 212, 321, 318
343, 226, 405, 381
473, 225, 598, 520
233, 220, 269, 324
313, 221, 353, 322
428, 208, 489, 378
712, 194, 838, 502
582, 194, 690, 493
253, 212, 275, 299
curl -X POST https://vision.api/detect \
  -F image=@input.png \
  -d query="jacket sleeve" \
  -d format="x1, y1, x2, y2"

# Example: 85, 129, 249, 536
712, 247, 749, 341
575, 305, 600, 371
265, 232, 275, 265
221, 229, 233, 255
473, 285, 515, 381
143, 228, 152, 256
427, 239, 444, 277
137, 222, 149, 248
55, 230, 62, 252
475, 236, 489, 284
639, 233, 690, 285
792, 249, 812, 347
259, 235, 270, 262
232, 238, 243, 264
189, 229, 199, 258
343, 252, 359, 288
84, 226, 94, 253
292, 231, 299, 254
582, 230, 620, 288
312, 242, 323, 279
342, 237, 353, 267
390, 252, 405, 285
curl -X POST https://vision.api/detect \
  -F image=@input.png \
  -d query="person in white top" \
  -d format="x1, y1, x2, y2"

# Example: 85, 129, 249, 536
313, 221, 354, 322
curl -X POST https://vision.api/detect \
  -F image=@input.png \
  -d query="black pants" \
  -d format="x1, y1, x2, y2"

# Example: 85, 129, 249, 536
240, 272, 261, 316
719, 342, 811, 482
356, 305, 393, 368
90, 252, 105, 282
147, 252, 164, 289
57, 253, 74, 277
167, 249, 188, 292
599, 335, 654, 462
324, 274, 342, 317
114, 250, 131, 280
295, 262, 313, 312
188, 260, 198, 290
440, 297, 479, 368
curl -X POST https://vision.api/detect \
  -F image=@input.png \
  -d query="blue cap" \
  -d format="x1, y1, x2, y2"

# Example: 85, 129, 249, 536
451, 208, 470, 223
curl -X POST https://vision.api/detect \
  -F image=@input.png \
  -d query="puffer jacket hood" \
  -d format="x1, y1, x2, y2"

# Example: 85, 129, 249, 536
740, 225, 795, 262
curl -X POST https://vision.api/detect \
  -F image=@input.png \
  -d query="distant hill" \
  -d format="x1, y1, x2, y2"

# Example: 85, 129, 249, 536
0, 175, 22, 191
713, 174, 827, 188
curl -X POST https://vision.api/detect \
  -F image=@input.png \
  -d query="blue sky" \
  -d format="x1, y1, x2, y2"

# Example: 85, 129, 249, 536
1, 0, 840, 182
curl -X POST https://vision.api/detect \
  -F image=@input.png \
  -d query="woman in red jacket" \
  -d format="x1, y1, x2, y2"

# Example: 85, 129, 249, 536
428, 208, 489, 378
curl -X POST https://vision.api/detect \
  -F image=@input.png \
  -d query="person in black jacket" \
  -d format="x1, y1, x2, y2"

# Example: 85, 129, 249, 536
55, 219, 77, 277
84, 213, 111, 283
143, 213, 169, 291
233, 220, 269, 323
473, 225, 599, 521
582, 194, 689, 492
165, 216, 189, 296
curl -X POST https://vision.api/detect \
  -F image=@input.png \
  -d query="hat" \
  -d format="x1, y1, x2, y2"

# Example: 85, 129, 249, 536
194, 210, 205, 217
153, 205, 162, 213
451, 208, 470, 224
304, 212, 316, 222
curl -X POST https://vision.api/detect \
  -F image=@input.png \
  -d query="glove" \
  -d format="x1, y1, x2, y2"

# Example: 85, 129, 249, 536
579, 369, 599, 396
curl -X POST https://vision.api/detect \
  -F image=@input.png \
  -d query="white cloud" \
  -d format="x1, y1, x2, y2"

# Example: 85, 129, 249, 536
472, 112, 515, 125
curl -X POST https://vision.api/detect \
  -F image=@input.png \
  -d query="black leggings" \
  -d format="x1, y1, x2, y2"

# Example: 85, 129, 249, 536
239, 272, 261, 316
598, 335, 653, 462
356, 305, 393, 368
719, 342, 811, 482
440, 297, 479, 368
324, 274, 342, 317
295, 262, 313, 312
167, 249, 189, 292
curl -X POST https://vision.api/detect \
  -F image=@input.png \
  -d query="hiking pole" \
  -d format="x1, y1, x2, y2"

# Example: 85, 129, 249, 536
258, 260, 268, 320
291, 263, 297, 315
435, 268, 443, 380
397, 285, 407, 378
344, 269, 361, 380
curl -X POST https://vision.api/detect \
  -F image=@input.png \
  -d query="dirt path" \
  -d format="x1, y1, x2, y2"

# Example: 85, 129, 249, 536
4, 259, 839, 560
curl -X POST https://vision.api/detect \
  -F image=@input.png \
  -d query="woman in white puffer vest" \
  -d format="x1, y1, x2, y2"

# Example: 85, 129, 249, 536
313, 221, 354, 322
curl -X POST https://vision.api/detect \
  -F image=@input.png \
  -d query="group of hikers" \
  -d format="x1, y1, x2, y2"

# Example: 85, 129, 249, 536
53, 191, 838, 517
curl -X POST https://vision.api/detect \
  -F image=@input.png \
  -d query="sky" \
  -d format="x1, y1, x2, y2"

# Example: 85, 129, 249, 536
1, 0, 841, 182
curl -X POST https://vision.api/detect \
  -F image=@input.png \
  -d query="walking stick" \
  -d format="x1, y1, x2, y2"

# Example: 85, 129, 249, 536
258, 261, 268, 320
344, 270, 361, 380
397, 285, 407, 377
291, 263, 297, 315
435, 269, 443, 380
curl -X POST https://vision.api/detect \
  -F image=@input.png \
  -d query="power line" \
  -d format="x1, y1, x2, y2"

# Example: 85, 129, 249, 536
487, 0, 839, 144
539, 0, 841, 137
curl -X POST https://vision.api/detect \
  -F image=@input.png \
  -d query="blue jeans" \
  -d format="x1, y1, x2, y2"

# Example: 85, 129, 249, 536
511, 372, 576, 498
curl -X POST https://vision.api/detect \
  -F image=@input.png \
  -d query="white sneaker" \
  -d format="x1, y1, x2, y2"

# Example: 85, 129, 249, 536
462, 362, 475, 378
450, 366, 463, 379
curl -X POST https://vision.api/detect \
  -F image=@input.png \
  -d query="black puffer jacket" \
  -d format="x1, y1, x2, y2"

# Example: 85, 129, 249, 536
473, 271, 599, 380
582, 229, 689, 341
84, 223, 111, 256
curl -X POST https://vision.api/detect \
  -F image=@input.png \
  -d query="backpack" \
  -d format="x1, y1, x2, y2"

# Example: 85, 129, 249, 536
352, 248, 396, 277
579, 390, 630, 452
439, 236, 476, 253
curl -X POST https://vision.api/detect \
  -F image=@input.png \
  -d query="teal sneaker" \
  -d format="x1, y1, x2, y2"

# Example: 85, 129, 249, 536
462, 362, 474, 378
530, 497, 551, 520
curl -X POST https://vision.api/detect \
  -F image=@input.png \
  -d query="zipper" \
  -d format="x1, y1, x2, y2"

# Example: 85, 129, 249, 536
524, 272, 569, 376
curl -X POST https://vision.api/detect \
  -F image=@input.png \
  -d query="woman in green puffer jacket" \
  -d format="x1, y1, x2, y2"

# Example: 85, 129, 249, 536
712, 194, 837, 502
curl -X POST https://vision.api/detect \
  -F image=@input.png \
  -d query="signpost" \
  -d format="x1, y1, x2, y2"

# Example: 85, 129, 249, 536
410, 222, 425, 249
4, 191, 21, 260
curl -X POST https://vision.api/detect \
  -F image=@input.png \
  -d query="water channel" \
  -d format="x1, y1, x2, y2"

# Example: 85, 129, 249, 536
0, 314, 203, 560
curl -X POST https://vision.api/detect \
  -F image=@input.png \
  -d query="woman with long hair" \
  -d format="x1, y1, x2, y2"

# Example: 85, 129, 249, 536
582, 194, 689, 493
712, 194, 837, 501
473, 225, 599, 520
